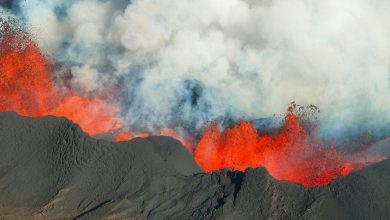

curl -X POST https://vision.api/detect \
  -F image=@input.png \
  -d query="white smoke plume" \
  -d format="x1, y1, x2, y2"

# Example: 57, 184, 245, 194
6, 0, 390, 139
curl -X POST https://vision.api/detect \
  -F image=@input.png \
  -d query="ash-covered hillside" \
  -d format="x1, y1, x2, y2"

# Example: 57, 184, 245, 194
0, 112, 390, 220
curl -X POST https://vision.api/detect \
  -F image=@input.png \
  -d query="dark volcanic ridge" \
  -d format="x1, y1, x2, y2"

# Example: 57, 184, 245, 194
1, 112, 390, 219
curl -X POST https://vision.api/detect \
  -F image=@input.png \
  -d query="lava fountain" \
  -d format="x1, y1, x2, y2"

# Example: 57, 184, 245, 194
0, 18, 122, 136
194, 105, 369, 186
0, 18, 386, 187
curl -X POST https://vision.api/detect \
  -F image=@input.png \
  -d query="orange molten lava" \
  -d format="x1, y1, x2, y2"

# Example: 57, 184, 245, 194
0, 19, 381, 187
0, 20, 56, 116
0, 19, 121, 136
160, 128, 194, 152
114, 131, 149, 142
195, 106, 363, 187
115, 128, 193, 152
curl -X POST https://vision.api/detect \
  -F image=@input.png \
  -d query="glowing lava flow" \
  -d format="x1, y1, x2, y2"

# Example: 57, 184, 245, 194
0, 19, 383, 187
115, 132, 149, 142
115, 128, 194, 152
194, 106, 364, 187
0, 19, 121, 136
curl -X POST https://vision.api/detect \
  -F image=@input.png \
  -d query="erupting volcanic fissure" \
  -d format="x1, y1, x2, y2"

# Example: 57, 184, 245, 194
0, 18, 122, 136
194, 105, 366, 186
0, 19, 385, 187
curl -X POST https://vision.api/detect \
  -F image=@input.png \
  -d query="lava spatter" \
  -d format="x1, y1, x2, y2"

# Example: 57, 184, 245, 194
195, 105, 367, 187
0, 18, 122, 136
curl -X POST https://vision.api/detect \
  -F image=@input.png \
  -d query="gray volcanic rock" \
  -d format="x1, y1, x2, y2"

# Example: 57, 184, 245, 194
0, 112, 390, 219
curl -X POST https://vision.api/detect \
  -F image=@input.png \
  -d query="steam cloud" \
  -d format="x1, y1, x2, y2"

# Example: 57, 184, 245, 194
2, 0, 390, 140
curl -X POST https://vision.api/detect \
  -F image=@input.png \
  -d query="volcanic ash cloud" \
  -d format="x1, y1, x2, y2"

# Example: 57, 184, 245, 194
6, 0, 390, 137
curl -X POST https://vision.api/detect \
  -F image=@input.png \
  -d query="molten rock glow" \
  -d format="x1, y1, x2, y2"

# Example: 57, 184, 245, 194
0, 17, 387, 187
14, 0, 390, 137
115, 128, 194, 153
195, 106, 366, 187
0, 19, 121, 136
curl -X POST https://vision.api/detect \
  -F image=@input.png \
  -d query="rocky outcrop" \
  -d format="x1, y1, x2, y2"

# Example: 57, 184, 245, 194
0, 112, 389, 219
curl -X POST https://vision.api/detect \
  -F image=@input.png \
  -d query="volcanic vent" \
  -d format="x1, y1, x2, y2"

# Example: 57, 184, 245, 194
0, 18, 385, 188
2, 0, 390, 218
1, 112, 390, 219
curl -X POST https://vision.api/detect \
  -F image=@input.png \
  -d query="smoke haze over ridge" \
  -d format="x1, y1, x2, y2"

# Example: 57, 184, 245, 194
2, 0, 390, 141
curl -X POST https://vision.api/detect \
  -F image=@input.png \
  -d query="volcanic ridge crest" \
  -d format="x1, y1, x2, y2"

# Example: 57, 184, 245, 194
0, 112, 390, 219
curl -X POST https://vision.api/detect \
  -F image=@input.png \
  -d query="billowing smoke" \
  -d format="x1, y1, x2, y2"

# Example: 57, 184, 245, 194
3, 0, 390, 141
